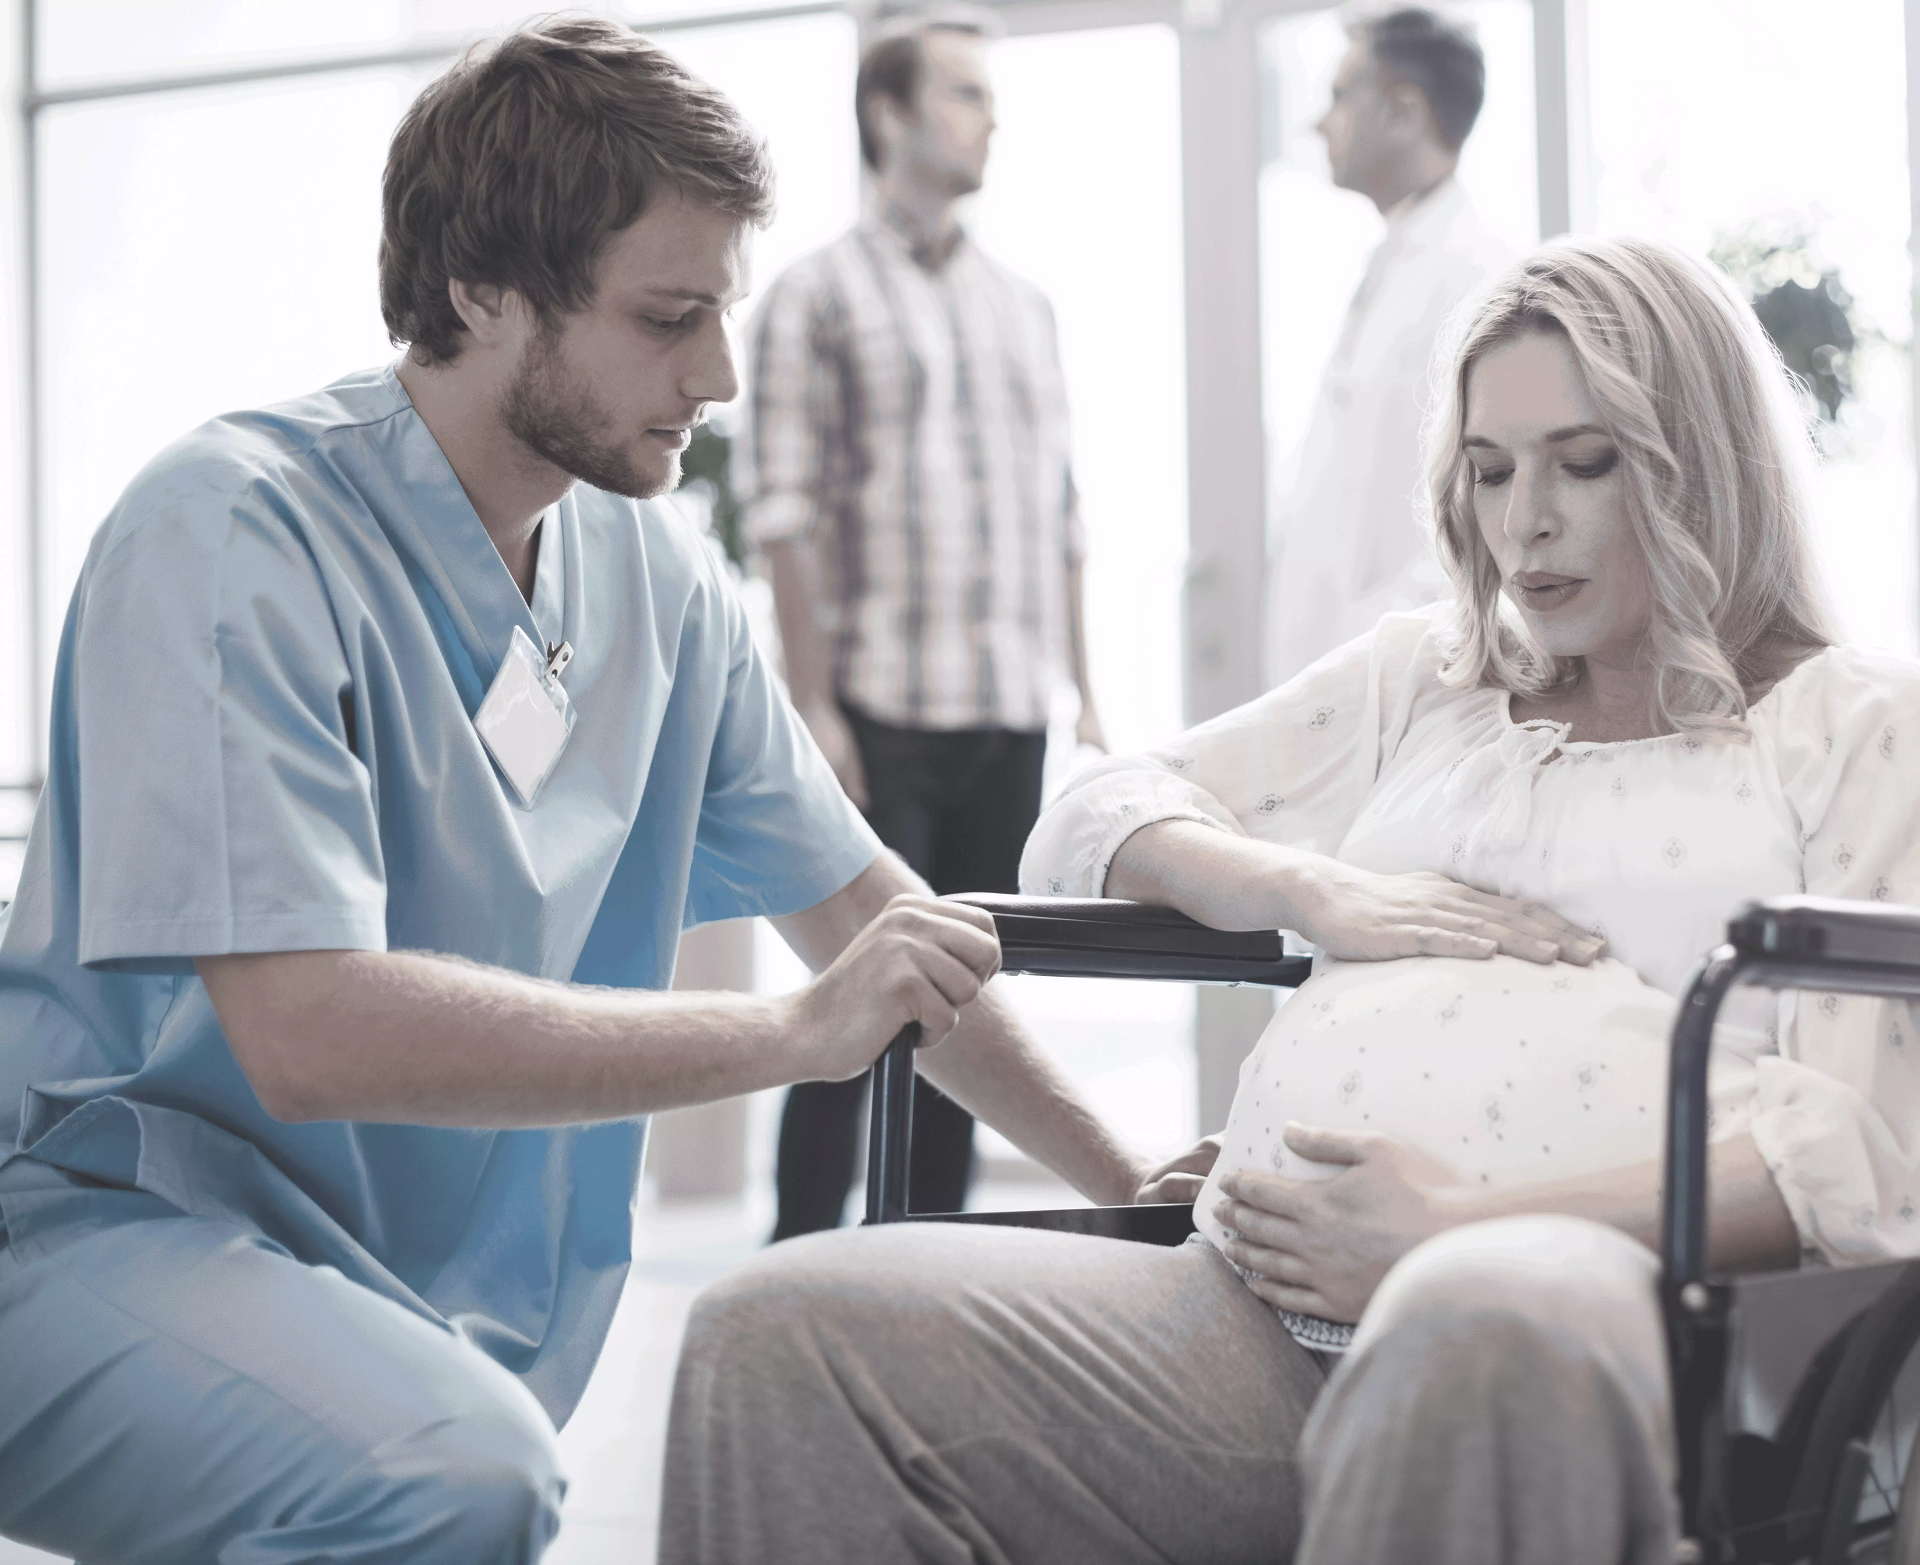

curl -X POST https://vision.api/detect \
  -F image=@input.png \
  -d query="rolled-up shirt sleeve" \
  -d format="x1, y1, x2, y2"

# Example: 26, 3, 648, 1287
1021, 607, 1446, 898
738, 263, 841, 550
1750, 646, 1920, 1265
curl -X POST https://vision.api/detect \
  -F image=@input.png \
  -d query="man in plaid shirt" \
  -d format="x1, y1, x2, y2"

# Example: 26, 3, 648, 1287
740, 10, 1105, 1235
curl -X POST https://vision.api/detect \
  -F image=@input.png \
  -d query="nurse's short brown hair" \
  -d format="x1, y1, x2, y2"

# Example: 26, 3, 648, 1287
381, 17, 774, 364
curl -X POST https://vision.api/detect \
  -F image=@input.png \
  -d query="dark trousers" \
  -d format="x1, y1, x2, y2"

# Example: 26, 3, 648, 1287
771, 708, 1048, 1240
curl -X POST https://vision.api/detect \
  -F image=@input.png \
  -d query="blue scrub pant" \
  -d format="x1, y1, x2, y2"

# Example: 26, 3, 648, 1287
0, 1162, 565, 1564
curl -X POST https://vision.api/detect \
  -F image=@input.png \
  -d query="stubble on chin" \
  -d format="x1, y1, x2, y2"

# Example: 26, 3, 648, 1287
501, 328, 662, 501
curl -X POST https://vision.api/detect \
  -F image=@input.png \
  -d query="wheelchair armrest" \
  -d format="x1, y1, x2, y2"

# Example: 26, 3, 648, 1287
864, 898, 1310, 1224
948, 893, 1312, 987
1727, 895, 1920, 971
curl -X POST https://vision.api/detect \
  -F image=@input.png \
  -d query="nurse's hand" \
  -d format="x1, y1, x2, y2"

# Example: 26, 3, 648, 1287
1131, 1135, 1221, 1203
1290, 864, 1604, 967
1211, 1125, 1474, 1322
787, 893, 1002, 1080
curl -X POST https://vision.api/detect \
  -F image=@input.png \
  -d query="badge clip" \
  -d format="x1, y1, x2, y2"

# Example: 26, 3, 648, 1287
475, 626, 577, 808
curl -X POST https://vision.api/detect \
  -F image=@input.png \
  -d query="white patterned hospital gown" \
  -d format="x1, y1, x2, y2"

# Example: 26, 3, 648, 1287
1022, 606, 1920, 1344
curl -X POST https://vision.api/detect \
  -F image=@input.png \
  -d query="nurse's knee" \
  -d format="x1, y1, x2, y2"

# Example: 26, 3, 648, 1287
370, 1397, 565, 1563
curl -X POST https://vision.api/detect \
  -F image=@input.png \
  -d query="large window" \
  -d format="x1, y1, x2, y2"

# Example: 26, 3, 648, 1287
9, 3, 860, 794
1585, 0, 1916, 655
971, 22, 1188, 761
36, 68, 419, 691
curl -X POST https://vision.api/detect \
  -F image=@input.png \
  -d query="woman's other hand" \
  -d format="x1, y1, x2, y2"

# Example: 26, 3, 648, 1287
1292, 863, 1603, 966
1131, 1136, 1221, 1204
1212, 1124, 1477, 1322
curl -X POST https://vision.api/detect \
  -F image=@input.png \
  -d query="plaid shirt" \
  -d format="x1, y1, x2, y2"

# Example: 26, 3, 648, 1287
739, 217, 1082, 732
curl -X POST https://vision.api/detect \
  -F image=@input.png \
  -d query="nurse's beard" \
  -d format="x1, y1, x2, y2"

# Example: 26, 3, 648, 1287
501, 330, 666, 500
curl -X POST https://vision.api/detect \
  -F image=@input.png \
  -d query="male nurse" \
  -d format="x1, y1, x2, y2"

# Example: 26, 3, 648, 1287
0, 20, 1171, 1564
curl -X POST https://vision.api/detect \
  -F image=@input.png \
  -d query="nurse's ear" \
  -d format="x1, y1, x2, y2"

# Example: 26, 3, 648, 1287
446, 277, 531, 353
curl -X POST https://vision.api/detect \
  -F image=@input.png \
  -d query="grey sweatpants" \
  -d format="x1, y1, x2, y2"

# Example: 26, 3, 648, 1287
660, 1213, 1679, 1565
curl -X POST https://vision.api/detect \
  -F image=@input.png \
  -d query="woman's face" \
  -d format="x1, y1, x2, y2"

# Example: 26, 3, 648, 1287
1464, 330, 1655, 669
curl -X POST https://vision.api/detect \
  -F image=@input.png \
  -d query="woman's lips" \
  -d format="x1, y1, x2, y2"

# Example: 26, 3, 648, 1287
1515, 575, 1587, 611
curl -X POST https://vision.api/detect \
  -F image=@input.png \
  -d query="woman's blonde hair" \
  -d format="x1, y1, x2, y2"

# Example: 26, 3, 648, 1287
1429, 235, 1833, 733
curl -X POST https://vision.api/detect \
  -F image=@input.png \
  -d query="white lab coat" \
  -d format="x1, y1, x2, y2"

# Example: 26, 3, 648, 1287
1265, 177, 1514, 686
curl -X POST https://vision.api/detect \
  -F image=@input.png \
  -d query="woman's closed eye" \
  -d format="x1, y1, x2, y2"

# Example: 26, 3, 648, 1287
1470, 450, 1616, 487
1563, 449, 1619, 480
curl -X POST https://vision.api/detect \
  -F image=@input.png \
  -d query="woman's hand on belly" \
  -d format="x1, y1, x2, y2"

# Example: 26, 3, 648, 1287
1291, 865, 1605, 966
1212, 1124, 1479, 1322
1108, 821, 1601, 965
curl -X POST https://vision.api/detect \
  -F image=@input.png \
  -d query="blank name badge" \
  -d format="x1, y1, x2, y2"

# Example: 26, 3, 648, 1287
475, 625, 577, 808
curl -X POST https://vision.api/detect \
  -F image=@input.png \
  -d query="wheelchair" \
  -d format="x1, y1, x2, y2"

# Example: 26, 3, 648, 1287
863, 894, 1920, 1565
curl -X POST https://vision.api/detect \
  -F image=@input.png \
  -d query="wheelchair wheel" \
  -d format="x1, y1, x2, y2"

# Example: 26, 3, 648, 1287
1819, 1331, 1920, 1564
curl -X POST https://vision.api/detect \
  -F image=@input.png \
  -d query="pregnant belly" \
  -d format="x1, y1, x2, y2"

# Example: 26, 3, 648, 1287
1195, 954, 1680, 1259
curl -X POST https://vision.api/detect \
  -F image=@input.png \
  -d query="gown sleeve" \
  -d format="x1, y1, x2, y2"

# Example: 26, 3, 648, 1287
1750, 646, 1920, 1265
1020, 607, 1448, 898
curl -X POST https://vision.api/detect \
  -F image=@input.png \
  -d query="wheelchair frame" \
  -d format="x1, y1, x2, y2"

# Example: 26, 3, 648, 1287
862, 894, 1920, 1565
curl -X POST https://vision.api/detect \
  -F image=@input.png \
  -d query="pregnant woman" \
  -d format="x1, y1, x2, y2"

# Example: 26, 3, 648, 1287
663, 237, 1920, 1565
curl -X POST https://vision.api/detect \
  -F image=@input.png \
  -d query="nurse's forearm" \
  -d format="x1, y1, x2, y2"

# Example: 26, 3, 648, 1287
1467, 1132, 1801, 1272
196, 883, 1002, 1127
914, 992, 1148, 1207
198, 948, 803, 1126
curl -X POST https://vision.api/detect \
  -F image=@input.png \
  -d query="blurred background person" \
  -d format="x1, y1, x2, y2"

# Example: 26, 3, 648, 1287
1265, 6, 1512, 685
739, 9, 1106, 1239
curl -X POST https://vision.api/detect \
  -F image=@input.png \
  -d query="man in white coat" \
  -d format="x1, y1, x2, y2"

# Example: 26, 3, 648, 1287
1266, 7, 1513, 685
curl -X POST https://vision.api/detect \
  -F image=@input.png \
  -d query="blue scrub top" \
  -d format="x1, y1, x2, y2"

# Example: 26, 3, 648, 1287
0, 365, 881, 1421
